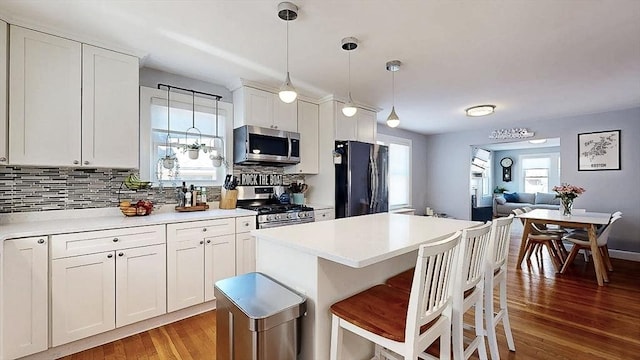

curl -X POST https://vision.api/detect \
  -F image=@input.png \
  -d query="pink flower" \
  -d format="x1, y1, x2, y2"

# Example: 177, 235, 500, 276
552, 183, 586, 200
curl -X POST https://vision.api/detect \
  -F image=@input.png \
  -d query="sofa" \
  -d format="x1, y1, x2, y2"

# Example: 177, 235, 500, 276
493, 192, 560, 216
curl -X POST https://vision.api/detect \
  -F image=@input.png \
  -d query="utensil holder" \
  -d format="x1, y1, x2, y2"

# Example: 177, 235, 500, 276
292, 193, 305, 205
220, 189, 238, 209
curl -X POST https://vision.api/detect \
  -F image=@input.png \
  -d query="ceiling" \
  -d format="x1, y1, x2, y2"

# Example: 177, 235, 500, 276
1, 0, 639, 135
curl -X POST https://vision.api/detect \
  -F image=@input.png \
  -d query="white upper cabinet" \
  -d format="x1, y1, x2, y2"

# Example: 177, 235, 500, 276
233, 86, 297, 132
8, 25, 139, 168
82, 44, 139, 168
9, 25, 82, 166
285, 100, 319, 174
335, 103, 377, 143
0, 21, 7, 165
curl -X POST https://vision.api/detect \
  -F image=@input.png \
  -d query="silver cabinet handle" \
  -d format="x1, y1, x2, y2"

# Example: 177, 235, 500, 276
207, 239, 212, 244
274, 125, 278, 129
199, 240, 204, 245
202, 228, 207, 232
107, 254, 113, 258
37, 238, 45, 244
83, 160, 89, 165
118, 252, 124, 257
113, 238, 119, 242
73, 160, 79, 165
0, 157, 6, 162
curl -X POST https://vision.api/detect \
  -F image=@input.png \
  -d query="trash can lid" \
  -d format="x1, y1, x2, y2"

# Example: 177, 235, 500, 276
215, 272, 306, 320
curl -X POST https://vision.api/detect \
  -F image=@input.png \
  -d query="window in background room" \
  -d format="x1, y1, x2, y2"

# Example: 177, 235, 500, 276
139, 87, 233, 186
378, 135, 412, 209
522, 157, 550, 193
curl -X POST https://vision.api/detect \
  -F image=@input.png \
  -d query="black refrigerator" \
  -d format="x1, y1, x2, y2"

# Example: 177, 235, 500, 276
335, 140, 389, 218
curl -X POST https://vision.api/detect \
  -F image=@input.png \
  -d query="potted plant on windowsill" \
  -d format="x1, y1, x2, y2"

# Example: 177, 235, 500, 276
493, 186, 508, 194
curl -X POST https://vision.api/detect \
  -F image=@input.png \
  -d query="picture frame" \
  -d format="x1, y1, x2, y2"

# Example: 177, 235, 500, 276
578, 130, 621, 171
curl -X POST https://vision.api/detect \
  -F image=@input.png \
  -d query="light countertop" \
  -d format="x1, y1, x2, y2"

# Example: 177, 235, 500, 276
0, 207, 256, 241
252, 213, 480, 268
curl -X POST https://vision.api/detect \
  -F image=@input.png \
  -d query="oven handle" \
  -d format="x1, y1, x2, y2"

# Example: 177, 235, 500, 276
287, 133, 292, 160
258, 218, 315, 229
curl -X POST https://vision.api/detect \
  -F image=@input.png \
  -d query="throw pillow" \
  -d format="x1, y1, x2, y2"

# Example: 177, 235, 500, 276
503, 192, 518, 203
535, 192, 557, 205
496, 196, 507, 205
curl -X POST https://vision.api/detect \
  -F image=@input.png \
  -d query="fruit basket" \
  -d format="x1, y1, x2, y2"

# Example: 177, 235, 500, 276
124, 173, 152, 190
120, 200, 154, 217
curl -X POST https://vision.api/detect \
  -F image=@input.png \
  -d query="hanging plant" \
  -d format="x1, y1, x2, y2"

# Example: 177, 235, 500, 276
184, 141, 205, 159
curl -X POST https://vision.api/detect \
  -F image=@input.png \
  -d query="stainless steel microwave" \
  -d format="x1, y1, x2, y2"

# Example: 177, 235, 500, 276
233, 125, 300, 165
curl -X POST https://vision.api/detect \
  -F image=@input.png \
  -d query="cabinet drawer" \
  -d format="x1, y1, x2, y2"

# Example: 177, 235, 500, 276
167, 218, 235, 241
315, 209, 335, 221
236, 216, 256, 233
51, 225, 165, 259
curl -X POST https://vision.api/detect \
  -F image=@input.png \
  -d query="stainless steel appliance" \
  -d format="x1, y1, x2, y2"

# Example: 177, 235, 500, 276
334, 140, 389, 218
236, 186, 314, 228
233, 125, 300, 165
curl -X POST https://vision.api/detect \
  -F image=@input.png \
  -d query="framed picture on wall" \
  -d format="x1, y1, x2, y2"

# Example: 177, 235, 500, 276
578, 130, 621, 171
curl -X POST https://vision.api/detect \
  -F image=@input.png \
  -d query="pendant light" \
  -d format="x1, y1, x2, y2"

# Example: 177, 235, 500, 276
278, 2, 298, 103
341, 37, 358, 117
386, 60, 401, 128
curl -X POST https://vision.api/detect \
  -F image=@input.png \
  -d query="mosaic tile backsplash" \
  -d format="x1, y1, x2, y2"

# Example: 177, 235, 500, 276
0, 165, 304, 213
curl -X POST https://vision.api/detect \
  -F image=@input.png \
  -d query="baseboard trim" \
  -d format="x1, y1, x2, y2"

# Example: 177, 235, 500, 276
609, 249, 640, 262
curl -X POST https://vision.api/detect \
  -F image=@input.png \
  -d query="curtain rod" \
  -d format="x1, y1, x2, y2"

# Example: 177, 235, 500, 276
157, 83, 222, 101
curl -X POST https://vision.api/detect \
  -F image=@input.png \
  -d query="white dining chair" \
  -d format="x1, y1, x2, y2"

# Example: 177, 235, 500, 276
330, 231, 462, 360
484, 215, 516, 360
561, 215, 621, 275
452, 222, 493, 360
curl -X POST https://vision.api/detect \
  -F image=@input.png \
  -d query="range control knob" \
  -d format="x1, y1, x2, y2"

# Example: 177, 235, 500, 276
267, 215, 274, 221
299, 212, 306, 218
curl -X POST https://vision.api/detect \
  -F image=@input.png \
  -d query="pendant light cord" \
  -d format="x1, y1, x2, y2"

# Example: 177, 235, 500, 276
192, 92, 196, 128
348, 50, 352, 97
391, 70, 395, 107
166, 87, 170, 149
286, 16, 290, 73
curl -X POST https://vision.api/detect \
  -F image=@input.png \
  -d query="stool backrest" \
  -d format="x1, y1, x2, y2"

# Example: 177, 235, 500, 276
512, 208, 525, 225
405, 231, 462, 346
488, 215, 515, 271
459, 222, 493, 293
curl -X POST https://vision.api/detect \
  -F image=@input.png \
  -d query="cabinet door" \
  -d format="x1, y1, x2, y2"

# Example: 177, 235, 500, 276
273, 97, 298, 132
2, 237, 48, 359
116, 244, 166, 327
9, 25, 82, 166
356, 109, 377, 144
286, 100, 318, 174
167, 225, 205, 312
204, 234, 236, 302
243, 87, 274, 129
51, 251, 115, 346
82, 44, 139, 168
335, 103, 357, 141
0, 21, 7, 165
235, 232, 256, 275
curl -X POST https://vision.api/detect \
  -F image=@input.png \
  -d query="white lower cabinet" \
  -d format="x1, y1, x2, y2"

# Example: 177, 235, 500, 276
2, 237, 48, 360
167, 219, 236, 312
235, 216, 257, 275
50, 225, 165, 346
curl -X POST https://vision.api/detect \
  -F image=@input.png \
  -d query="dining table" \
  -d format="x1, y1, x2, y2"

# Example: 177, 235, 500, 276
516, 209, 612, 286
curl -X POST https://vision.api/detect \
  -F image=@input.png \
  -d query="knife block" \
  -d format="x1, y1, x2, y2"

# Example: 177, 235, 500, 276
220, 189, 238, 209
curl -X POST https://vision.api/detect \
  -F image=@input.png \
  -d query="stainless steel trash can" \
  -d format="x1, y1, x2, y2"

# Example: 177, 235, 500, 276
215, 272, 306, 360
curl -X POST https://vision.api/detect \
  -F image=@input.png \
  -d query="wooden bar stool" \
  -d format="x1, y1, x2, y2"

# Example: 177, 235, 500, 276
484, 215, 516, 360
330, 231, 462, 360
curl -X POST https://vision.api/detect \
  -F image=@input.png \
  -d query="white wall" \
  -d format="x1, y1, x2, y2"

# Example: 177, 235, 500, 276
377, 125, 430, 215
425, 107, 640, 252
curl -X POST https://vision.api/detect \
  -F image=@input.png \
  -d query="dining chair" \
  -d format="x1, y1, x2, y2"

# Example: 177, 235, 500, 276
512, 209, 563, 271
566, 211, 622, 261
560, 215, 621, 275
484, 215, 516, 360
330, 232, 462, 360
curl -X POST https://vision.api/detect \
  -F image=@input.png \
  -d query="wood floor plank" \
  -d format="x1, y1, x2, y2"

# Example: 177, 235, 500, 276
59, 228, 640, 359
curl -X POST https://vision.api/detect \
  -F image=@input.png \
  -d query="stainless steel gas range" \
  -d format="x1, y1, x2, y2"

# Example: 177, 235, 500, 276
235, 186, 315, 229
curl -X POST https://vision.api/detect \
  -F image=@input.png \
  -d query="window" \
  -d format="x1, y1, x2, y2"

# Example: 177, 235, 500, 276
140, 87, 233, 186
377, 135, 412, 209
521, 157, 550, 193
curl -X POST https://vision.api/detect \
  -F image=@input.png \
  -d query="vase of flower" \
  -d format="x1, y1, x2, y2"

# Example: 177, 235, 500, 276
553, 183, 586, 216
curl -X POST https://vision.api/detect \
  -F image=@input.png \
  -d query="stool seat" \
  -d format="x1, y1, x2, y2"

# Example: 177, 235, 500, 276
330, 284, 438, 342
385, 268, 414, 292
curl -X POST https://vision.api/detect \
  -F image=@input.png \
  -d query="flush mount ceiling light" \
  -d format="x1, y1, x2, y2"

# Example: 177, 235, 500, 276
529, 139, 547, 144
465, 104, 496, 117
277, 2, 298, 104
386, 60, 401, 128
341, 37, 359, 117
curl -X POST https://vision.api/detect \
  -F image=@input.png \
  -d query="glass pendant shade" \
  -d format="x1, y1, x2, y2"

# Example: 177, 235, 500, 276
279, 73, 297, 104
386, 106, 400, 128
342, 93, 358, 117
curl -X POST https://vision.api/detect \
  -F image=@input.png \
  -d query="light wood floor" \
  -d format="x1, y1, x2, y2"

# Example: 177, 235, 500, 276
60, 229, 640, 360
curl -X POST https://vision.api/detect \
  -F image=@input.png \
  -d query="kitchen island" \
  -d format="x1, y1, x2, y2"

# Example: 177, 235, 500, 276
252, 213, 480, 360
